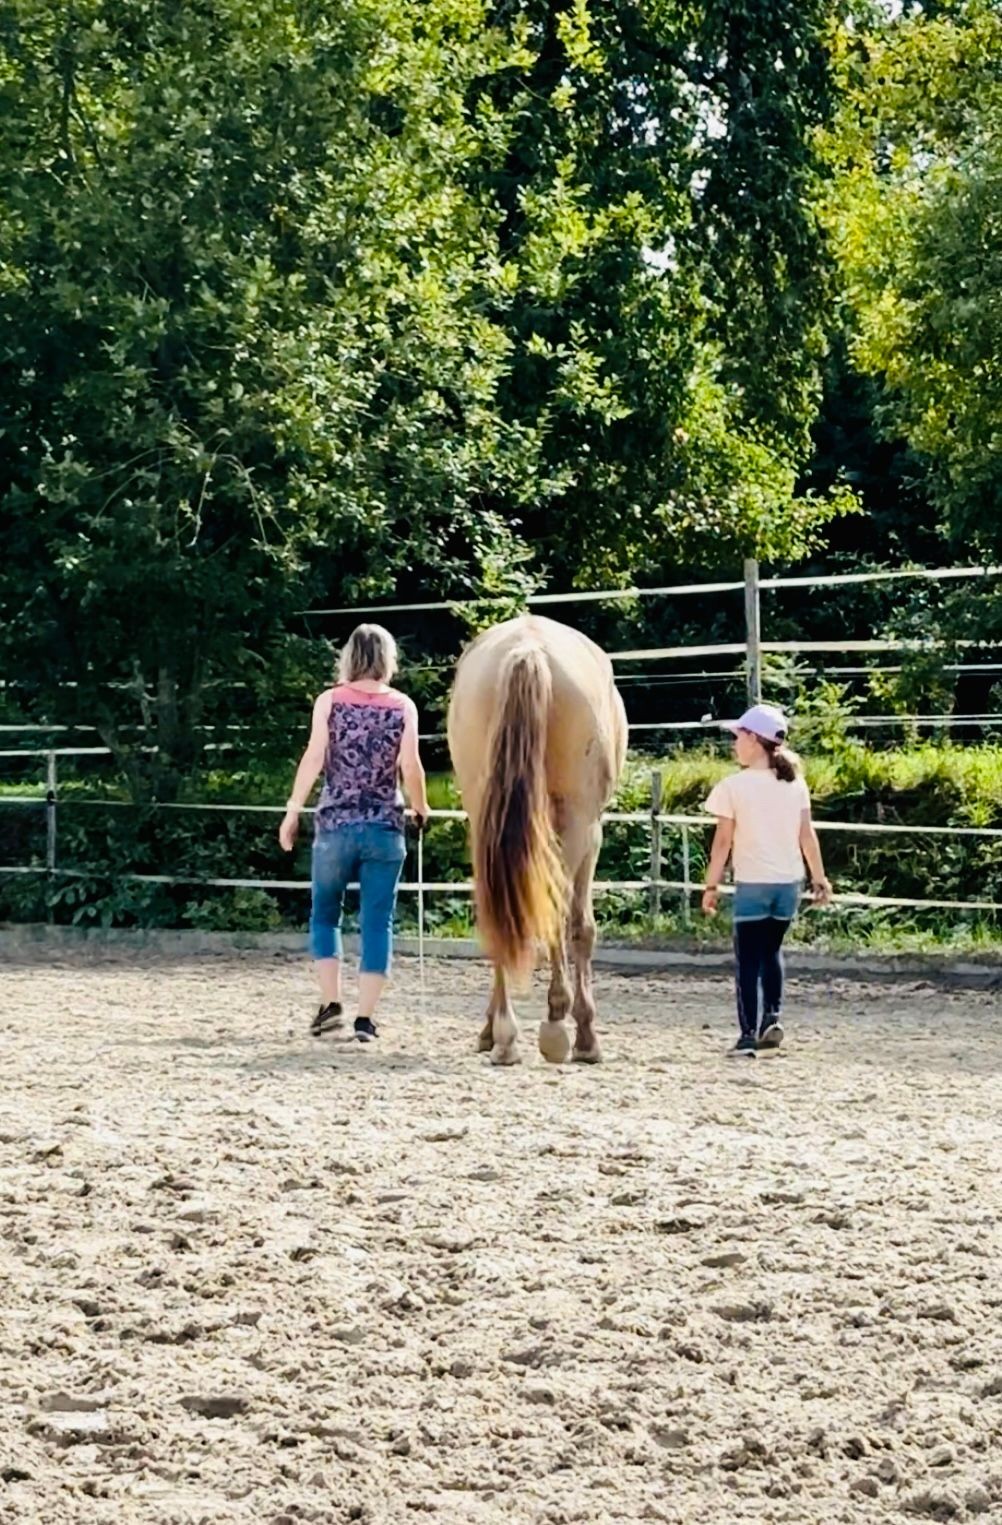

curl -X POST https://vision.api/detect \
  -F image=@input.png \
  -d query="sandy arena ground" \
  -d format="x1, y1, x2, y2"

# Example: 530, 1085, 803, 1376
1, 951, 1000, 1525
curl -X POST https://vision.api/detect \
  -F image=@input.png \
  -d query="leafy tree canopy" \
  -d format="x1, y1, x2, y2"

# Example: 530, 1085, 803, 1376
821, 0, 1002, 554
0, 0, 852, 791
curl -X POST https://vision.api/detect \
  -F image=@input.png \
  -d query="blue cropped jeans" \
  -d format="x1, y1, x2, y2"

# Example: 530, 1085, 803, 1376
309, 822, 406, 976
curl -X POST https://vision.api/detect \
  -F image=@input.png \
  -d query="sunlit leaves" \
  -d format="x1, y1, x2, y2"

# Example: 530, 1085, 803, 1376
821, 0, 1002, 551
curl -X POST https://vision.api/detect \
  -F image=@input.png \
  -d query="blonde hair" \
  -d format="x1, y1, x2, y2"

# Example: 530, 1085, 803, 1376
338, 624, 397, 684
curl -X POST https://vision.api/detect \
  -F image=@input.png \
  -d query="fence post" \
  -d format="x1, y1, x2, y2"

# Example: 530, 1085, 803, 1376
744, 557, 762, 704
45, 750, 57, 921
648, 769, 662, 918
680, 822, 692, 927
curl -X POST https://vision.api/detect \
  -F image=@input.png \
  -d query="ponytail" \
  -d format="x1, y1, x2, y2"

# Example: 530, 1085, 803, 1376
763, 738, 800, 783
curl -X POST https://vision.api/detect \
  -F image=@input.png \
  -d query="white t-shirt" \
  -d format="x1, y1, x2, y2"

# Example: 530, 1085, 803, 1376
704, 769, 810, 884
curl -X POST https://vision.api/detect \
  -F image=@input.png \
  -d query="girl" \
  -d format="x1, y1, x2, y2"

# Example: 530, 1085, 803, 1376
702, 704, 832, 1057
279, 624, 429, 1043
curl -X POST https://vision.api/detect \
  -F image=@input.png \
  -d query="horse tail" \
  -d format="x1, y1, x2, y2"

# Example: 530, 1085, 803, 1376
474, 640, 566, 980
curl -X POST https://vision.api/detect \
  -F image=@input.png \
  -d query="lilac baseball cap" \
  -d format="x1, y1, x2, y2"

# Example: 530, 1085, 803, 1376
722, 703, 789, 742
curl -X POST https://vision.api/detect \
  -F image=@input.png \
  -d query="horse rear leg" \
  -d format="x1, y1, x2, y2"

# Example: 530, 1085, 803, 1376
569, 826, 602, 1063
538, 934, 572, 1064
479, 964, 521, 1066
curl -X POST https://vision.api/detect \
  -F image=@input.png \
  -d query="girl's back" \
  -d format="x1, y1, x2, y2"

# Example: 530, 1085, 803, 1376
705, 767, 809, 884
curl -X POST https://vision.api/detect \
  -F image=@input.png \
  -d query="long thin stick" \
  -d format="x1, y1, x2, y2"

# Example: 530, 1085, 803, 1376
417, 826, 427, 1041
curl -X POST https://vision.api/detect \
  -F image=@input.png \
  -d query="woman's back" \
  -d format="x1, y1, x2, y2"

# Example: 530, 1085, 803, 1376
316, 682, 414, 832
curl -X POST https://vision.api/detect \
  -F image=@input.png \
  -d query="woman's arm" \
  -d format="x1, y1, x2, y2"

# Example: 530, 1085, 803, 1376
799, 809, 833, 904
702, 817, 734, 915
399, 702, 429, 823
279, 693, 331, 851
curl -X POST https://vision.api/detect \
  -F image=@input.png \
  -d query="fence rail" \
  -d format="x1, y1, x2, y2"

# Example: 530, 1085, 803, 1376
4, 703, 1002, 762
1, 863, 998, 917
1, 780, 998, 919
2, 559, 1001, 926
303, 562, 1002, 617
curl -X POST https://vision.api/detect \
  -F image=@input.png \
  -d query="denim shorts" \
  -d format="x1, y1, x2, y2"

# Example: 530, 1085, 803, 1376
309, 821, 406, 974
732, 881, 802, 923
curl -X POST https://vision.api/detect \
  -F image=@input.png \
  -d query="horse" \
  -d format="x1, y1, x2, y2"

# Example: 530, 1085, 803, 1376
447, 615, 627, 1066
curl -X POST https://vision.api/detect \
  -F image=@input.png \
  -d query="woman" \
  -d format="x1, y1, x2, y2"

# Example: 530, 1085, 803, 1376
702, 703, 832, 1057
279, 624, 429, 1043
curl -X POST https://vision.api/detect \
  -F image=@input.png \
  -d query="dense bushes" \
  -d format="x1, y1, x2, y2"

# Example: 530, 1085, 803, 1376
1, 743, 999, 950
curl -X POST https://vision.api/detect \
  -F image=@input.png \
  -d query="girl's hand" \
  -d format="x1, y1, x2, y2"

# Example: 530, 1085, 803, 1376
279, 810, 299, 852
701, 887, 719, 917
812, 876, 833, 907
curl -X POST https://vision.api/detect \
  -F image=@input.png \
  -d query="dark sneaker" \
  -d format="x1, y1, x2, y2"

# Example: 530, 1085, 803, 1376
354, 1017, 379, 1044
310, 1001, 343, 1038
728, 1033, 757, 1058
758, 1017, 784, 1049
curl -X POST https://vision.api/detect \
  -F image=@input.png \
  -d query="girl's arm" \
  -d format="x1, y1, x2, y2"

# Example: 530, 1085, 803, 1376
399, 703, 429, 823
279, 693, 331, 851
799, 809, 833, 904
702, 817, 734, 915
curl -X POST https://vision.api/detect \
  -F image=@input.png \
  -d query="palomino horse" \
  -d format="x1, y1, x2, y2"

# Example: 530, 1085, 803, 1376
447, 615, 627, 1065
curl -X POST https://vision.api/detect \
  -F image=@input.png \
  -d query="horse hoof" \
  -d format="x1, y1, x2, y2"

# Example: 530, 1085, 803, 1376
538, 1021, 571, 1064
490, 1044, 522, 1067
572, 1045, 602, 1065
477, 1030, 493, 1053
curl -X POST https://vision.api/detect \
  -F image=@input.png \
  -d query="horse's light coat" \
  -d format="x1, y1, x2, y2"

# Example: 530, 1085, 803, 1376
448, 615, 627, 1064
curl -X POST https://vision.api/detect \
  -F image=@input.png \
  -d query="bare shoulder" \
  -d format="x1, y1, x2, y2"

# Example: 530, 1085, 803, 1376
313, 689, 334, 718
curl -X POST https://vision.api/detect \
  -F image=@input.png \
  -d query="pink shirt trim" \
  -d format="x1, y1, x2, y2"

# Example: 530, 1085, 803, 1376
331, 684, 409, 712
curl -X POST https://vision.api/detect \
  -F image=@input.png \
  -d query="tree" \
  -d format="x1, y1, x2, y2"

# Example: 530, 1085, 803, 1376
802, 333, 937, 563
0, 0, 856, 798
821, 0, 1002, 555
0, 0, 546, 795
463, 0, 853, 589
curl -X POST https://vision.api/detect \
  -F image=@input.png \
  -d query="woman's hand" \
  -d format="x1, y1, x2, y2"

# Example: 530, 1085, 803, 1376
701, 886, 719, 917
279, 809, 299, 852
812, 875, 833, 907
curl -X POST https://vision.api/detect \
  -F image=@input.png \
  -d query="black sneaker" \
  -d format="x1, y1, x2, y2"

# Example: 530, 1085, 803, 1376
758, 1017, 784, 1049
354, 1017, 378, 1044
728, 1033, 757, 1058
310, 1001, 343, 1038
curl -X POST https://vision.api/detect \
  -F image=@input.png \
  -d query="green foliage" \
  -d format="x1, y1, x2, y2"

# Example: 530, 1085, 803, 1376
867, 650, 957, 742
47, 871, 176, 929
3, 745, 998, 946
821, 0, 1002, 553
762, 652, 863, 754
0, 0, 551, 795
3, 0, 998, 961
0, 0, 856, 805
184, 888, 283, 933
801, 336, 937, 565
471, 0, 853, 586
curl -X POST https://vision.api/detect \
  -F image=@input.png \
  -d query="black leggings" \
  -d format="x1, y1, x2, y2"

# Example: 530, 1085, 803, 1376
734, 918, 791, 1038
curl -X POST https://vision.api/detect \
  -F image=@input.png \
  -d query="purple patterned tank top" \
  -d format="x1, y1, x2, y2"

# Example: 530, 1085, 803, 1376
315, 685, 409, 833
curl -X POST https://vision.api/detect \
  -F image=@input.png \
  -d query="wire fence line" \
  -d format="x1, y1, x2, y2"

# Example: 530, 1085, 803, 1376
610, 638, 1002, 661
3, 795, 1002, 837
1, 790, 999, 920
2, 655, 999, 710
2, 560, 1000, 925
0, 864, 998, 917
4, 700, 1002, 762
4, 563, 1002, 748
303, 562, 1002, 617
